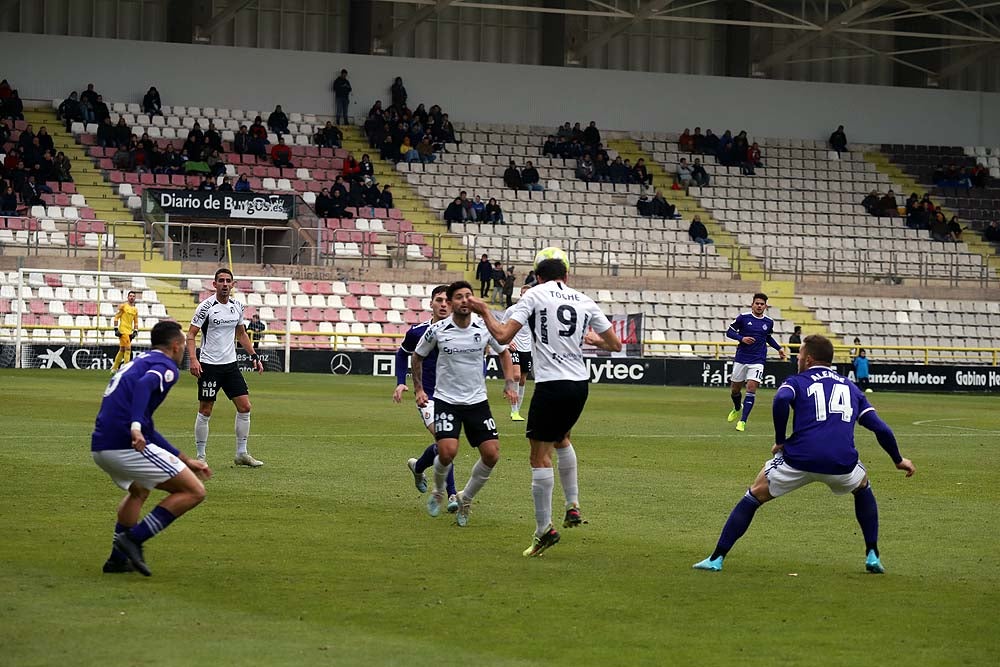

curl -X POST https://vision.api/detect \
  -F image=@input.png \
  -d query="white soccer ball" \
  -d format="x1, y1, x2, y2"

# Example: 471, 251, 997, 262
534, 246, 570, 272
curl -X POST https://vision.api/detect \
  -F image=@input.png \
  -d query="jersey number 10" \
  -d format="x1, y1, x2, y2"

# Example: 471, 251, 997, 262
806, 382, 854, 422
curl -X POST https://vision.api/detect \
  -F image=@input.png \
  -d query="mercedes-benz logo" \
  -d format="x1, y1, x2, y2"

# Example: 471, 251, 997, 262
330, 353, 352, 375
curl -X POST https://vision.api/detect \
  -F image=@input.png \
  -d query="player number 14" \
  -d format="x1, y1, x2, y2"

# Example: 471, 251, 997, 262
806, 382, 854, 422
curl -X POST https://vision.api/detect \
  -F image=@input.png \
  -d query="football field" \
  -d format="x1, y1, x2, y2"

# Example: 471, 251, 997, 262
1, 370, 998, 666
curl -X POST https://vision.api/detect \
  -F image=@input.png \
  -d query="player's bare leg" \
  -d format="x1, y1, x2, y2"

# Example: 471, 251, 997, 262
554, 433, 583, 527
428, 438, 458, 517
104, 484, 150, 573
509, 365, 522, 420
195, 400, 214, 461
455, 439, 498, 527
694, 467, 774, 571
728, 380, 744, 423
524, 439, 561, 556
232, 395, 262, 467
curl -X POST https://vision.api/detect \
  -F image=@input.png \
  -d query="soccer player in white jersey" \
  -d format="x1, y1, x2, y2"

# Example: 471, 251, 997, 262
186, 268, 265, 467
412, 281, 518, 527
470, 258, 622, 557
504, 284, 534, 422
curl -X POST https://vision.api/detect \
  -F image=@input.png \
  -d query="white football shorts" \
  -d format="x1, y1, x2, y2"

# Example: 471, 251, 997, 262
764, 455, 867, 497
731, 362, 764, 383
417, 399, 435, 429
93, 443, 185, 491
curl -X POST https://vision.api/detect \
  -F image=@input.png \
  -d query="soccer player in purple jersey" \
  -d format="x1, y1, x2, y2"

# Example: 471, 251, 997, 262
91, 321, 212, 576
693, 335, 916, 574
393, 285, 458, 511
725, 293, 785, 432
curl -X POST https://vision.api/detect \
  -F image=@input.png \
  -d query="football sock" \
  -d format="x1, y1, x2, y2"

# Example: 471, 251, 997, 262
515, 384, 526, 412
235, 412, 251, 455
109, 522, 129, 562
531, 467, 555, 537
123, 349, 132, 364
854, 483, 879, 556
414, 443, 437, 474
432, 456, 452, 494
111, 351, 124, 371
446, 463, 457, 497
731, 391, 742, 411
740, 392, 756, 422
127, 506, 177, 544
556, 444, 579, 507
462, 459, 494, 501
195, 413, 210, 458
711, 491, 762, 560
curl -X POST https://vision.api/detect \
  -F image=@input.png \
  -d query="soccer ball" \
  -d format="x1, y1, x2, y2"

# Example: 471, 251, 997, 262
534, 246, 570, 272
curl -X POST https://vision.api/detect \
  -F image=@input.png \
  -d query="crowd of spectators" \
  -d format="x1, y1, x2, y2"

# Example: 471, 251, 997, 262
931, 162, 989, 189
0, 79, 23, 121
363, 77, 457, 166
861, 189, 966, 242
443, 190, 503, 228
314, 159, 394, 219
0, 98, 75, 212
677, 127, 763, 176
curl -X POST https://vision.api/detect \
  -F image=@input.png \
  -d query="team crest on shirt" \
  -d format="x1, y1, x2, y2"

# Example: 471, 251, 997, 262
164, 369, 175, 382
474, 333, 481, 343
763, 324, 768, 330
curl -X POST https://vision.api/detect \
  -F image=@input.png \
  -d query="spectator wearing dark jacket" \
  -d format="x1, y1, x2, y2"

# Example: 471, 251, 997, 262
234, 174, 252, 192
444, 197, 465, 228
330, 189, 352, 218
315, 188, 333, 218
267, 105, 289, 134
476, 254, 493, 297
491, 262, 506, 304
878, 190, 899, 217
650, 189, 676, 218
390, 77, 407, 110
633, 158, 653, 188
112, 118, 131, 149
862, 191, 880, 216
582, 121, 601, 147
271, 137, 293, 168
691, 159, 710, 187
689, 215, 713, 246
576, 155, 595, 183
829, 125, 848, 154
2, 90, 23, 120
522, 161, 543, 191
984, 220, 1000, 243
218, 176, 234, 192
0, 185, 18, 214
379, 184, 394, 209
205, 122, 223, 152
93, 95, 110, 124
79, 83, 98, 122
57, 92, 82, 129
503, 161, 523, 190
542, 135, 558, 158
20, 175, 46, 205
609, 157, 628, 184
332, 69, 351, 125
36, 127, 54, 155
363, 180, 381, 206
142, 87, 162, 116
484, 198, 504, 224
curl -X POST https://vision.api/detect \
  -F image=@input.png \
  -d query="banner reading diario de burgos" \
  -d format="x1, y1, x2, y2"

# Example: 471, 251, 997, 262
147, 189, 295, 220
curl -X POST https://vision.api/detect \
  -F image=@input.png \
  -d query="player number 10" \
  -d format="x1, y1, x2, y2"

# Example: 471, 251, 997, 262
806, 382, 854, 422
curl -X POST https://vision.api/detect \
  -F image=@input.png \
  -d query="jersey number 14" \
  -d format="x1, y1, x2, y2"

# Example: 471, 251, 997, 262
806, 382, 854, 422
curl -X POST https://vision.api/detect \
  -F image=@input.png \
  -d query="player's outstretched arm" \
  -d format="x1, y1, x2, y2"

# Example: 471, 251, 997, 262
766, 336, 786, 359
186, 324, 202, 377
858, 410, 914, 476
467, 297, 521, 344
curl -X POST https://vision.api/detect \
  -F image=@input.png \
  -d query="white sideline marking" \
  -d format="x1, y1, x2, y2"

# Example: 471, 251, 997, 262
4, 432, 998, 441
911, 418, 1000, 434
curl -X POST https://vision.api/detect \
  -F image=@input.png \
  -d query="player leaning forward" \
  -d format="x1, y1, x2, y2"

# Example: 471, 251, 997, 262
187, 268, 265, 467
693, 334, 915, 574
470, 257, 622, 557
92, 321, 212, 576
412, 281, 518, 527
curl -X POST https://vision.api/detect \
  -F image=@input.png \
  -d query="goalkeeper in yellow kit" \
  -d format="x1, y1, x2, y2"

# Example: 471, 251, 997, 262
111, 290, 139, 373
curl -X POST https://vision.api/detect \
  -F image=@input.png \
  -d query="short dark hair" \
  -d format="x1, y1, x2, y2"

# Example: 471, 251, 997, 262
446, 280, 473, 300
214, 268, 233, 281
431, 284, 448, 298
535, 258, 568, 281
793, 325, 801, 333
752, 292, 768, 303
150, 320, 183, 348
801, 334, 834, 365
127, 290, 137, 296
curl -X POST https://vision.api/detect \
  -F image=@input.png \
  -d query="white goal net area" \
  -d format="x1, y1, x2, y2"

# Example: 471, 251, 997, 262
0, 269, 291, 372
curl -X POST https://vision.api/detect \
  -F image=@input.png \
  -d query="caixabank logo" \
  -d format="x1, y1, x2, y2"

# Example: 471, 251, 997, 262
36, 346, 116, 370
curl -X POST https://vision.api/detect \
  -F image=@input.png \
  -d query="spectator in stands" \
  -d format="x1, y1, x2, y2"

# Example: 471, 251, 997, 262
249, 117, 269, 157
491, 261, 506, 304
484, 197, 504, 224
315, 188, 333, 217
332, 175, 348, 199
437, 114, 457, 145
878, 189, 899, 217
197, 176, 215, 191
365, 101, 384, 145
504, 160, 523, 190
575, 154, 595, 183
363, 178, 381, 206
378, 124, 395, 162
679, 128, 694, 153
471, 195, 485, 221
971, 163, 989, 188
476, 254, 493, 297
522, 161, 544, 191
2, 90, 23, 120
503, 266, 516, 307
948, 215, 964, 241
416, 136, 436, 163
524, 270, 536, 286
930, 212, 955, 242
379, 184, 394, 209
692, 127, 705, 153
632, 158, 653, 189
732, 130, 750, 160
0, 185, 18, 215
0, 119, 10, 146
93, 95, 110, 124
218, 176, 234, 192
206, 149, 225, 177
332, 69, 351, 125
233, 125, 250, 156
593, 154, 611, 183
907, 201, 930, 230
205, 122, 223, 152
112, 144, 134, 171
571, 122, 583, 141
17, 124, 34, 152
703, 129, 720, 155
444, 197, 464, 228
159, 145, 184, 175
79, 83, 98, 122
270, 137, 293, 168
36, 127, 54, 155
315, 121, 342, 149
742, 142, 762, 175
267, 105, 289, 135
984, 220, 1000, 243
788, 326, 802, 366
543, 135, 558, 158
829, 125, 848, 154
111, 117, 131, 149
717, 130, 736, 166
400, 137, 419, 163
53, 151, 72, 183
391, 77, 408, 110
20, 175, 47, 205
183, 131, 205, 163
650, 189, 677, 219
557, 122, 572, 140
691, 158, 710, 187
676, 158, 693, 188
142, 87, 162, 117
235, 173, 252, 192
347, 179, 365, 208
0, 79, 10, 101
412, 103, 429, 127
688, 215, 712, 246
57, 92, 82, 130
330, 188, 352, 218
582, 121, 601, 147
609, 156, 628, 185
862, 190, 881, 216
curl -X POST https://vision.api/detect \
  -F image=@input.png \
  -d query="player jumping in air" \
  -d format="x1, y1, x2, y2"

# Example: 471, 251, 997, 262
412, 281, 518, 527
693, 334, 915, 574
186, 268, 265, 467
393, 284, 458, 512
110, 290, 139, 373
91, 320, 212, 576
726, 292, 786, 432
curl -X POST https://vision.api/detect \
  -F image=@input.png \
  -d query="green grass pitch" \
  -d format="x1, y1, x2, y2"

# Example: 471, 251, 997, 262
1, 370, 998, 666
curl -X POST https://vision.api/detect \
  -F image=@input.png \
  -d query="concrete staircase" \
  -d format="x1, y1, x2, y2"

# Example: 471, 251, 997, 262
338, 126, 470, 274
866, 150, 1000, 278
23, 107, 144, 260
611, 137, 842, 347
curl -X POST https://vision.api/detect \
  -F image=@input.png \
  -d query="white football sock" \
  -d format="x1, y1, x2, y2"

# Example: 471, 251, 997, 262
195, 413, 210, 458
461, 459, 494, 501
516, 384, 526, 412
433, 456, 451, 494
531, 467, 555, 536
235, 412, 250, 455
556, 443, 579, 507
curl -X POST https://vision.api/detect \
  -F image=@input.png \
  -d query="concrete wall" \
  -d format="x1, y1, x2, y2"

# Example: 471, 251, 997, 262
3, 31, 998, 146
